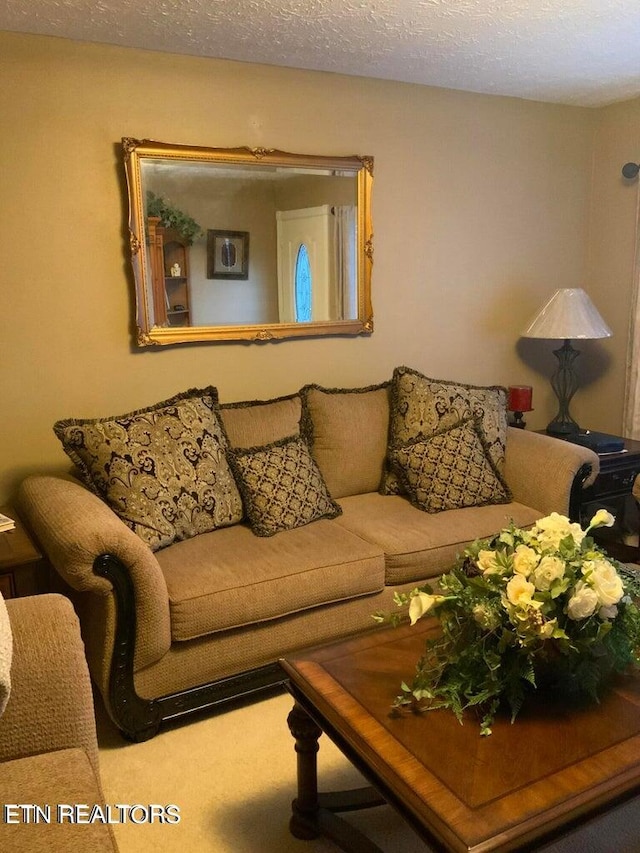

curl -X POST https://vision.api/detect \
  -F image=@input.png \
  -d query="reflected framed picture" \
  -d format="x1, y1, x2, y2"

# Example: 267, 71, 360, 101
207, 230, 250, 280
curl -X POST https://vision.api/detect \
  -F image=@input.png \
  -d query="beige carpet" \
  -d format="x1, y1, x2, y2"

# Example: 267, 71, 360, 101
96, 686, 640, 853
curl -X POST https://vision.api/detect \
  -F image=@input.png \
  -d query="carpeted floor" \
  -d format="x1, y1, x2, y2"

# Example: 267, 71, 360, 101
96, 687, 428, 853
96, 687, 640, 853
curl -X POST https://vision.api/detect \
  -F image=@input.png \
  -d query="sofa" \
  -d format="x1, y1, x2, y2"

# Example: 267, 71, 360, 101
0, 592, 118, 852
16, 366, 599, 741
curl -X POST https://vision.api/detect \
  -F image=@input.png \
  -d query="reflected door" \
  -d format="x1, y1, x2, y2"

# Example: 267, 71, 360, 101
276, 206, 334, 322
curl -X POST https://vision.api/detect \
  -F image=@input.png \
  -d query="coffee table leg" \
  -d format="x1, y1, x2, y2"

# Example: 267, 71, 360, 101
287, 701, 324, 839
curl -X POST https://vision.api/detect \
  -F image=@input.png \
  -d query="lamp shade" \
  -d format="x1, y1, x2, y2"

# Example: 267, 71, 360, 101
521, 289, 612, 340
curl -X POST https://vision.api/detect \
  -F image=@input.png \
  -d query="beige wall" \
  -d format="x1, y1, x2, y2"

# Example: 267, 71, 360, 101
584, 97, 640, 434
1, 30, 627, 504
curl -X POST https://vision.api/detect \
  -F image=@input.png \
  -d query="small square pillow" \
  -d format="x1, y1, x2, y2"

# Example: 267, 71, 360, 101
53, 387, 243, 551
381, 365, 508, 495
227, 435, 342, 537
389, 416, 511, 514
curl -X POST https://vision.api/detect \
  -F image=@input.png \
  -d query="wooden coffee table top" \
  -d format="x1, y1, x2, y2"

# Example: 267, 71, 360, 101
281, 621, 640, 852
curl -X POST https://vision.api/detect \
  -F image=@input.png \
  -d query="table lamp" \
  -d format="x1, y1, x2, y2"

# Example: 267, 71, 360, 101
521, 288, 611, 436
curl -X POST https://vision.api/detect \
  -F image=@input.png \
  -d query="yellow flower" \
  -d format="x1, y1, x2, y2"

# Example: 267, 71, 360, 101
477, 549, 500, 575
538, 617, 558, 639
513, 544, 539, 577
506, 574, 536, 607
472, 603, 500, 630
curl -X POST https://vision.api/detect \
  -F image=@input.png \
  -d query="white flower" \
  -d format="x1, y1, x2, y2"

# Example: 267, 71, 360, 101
506, 575, 536, 608
531, 555, 565, 591
477, 549, 501, 575
599, 604, 618, 620
588, 510, 615, 530
567, 582, 599, 620
513, 545, 539, 577
585, 560, 624, 607
409, 591, 437, 625
533, 512, 585, 550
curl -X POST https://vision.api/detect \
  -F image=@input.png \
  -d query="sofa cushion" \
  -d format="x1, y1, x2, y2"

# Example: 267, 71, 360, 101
0, 748, 117, 852
53, 387, 243, 551
219, 393, 302, 447
335, 492, 541, 586
155, 520, 385, 641
227, 435, 341, 536
389, 417, 511, 514
381, 366, 508, 494
301, 382, 391, 498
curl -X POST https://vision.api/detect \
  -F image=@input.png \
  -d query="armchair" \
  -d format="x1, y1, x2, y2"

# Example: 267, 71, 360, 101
0, 592, 118, 852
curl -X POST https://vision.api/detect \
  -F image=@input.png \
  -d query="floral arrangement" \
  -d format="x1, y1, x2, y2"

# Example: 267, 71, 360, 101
375, 511, 640, 736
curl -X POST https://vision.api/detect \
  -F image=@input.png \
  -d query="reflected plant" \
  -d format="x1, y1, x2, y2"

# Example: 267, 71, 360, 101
146, 191, 202, 244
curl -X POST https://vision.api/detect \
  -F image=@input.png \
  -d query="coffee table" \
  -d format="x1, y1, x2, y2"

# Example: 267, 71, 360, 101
280, 620, 640, 852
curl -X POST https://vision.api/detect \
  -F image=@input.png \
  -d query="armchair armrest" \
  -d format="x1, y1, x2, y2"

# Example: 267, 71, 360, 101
504, 428, 599, 518
0, 594, 99, 771
16, 475, 171, 674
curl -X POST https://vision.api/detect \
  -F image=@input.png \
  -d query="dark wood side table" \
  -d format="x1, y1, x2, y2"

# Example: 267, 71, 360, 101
538, 432, 640, 561
0, 505, 47, 598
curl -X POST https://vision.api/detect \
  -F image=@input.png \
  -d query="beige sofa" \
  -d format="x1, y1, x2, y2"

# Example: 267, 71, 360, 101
0, 593, 118, 852
16, 369, 599, 741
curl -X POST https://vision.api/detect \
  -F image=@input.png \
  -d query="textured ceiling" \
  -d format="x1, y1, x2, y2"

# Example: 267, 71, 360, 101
2, 0, 640, 107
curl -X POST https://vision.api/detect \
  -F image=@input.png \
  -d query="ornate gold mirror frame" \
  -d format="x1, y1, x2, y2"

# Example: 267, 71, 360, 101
122, 139, 374, 346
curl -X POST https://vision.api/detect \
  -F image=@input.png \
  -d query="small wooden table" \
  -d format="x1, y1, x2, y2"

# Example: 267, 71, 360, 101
537, 431, 640, 548
281, 622, 640, 852
0, 505, 46, 598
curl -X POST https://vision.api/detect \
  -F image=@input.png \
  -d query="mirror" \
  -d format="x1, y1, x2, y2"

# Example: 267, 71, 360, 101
122, 139, 374, 346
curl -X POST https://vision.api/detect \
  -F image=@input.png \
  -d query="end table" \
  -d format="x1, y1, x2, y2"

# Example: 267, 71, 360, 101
539, 432, 640, 561
0, 505, 48, 598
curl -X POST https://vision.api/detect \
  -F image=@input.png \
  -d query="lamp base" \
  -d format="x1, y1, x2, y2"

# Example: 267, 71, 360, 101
546, 419, 580, 437
547, 340, 581, 437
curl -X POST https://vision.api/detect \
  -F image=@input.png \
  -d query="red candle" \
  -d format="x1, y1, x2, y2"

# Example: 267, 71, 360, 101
508, 385, 533, 412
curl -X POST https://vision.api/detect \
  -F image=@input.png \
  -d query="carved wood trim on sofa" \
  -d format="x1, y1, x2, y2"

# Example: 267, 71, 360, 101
93, 554, 288, 742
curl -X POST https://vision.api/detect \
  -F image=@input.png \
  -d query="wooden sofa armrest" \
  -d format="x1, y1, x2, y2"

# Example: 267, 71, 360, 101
16, 474, 171, 674
504, 428, 599, 518
0, 594, 99, 771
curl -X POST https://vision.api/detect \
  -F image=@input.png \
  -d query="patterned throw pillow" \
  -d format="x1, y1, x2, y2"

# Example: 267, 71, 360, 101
381, 365, 508, 495
227, 435, 342, 537
54, 387, 243, 551
389, 417, 511, 514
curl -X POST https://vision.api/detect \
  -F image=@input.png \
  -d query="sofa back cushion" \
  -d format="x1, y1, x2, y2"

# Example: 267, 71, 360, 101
301, 383, 391, 499
219, 393, 302, 448
53, 387, 243, 552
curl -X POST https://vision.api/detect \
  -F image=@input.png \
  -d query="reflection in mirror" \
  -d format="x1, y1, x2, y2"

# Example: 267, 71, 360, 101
122, 140, 374, 345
